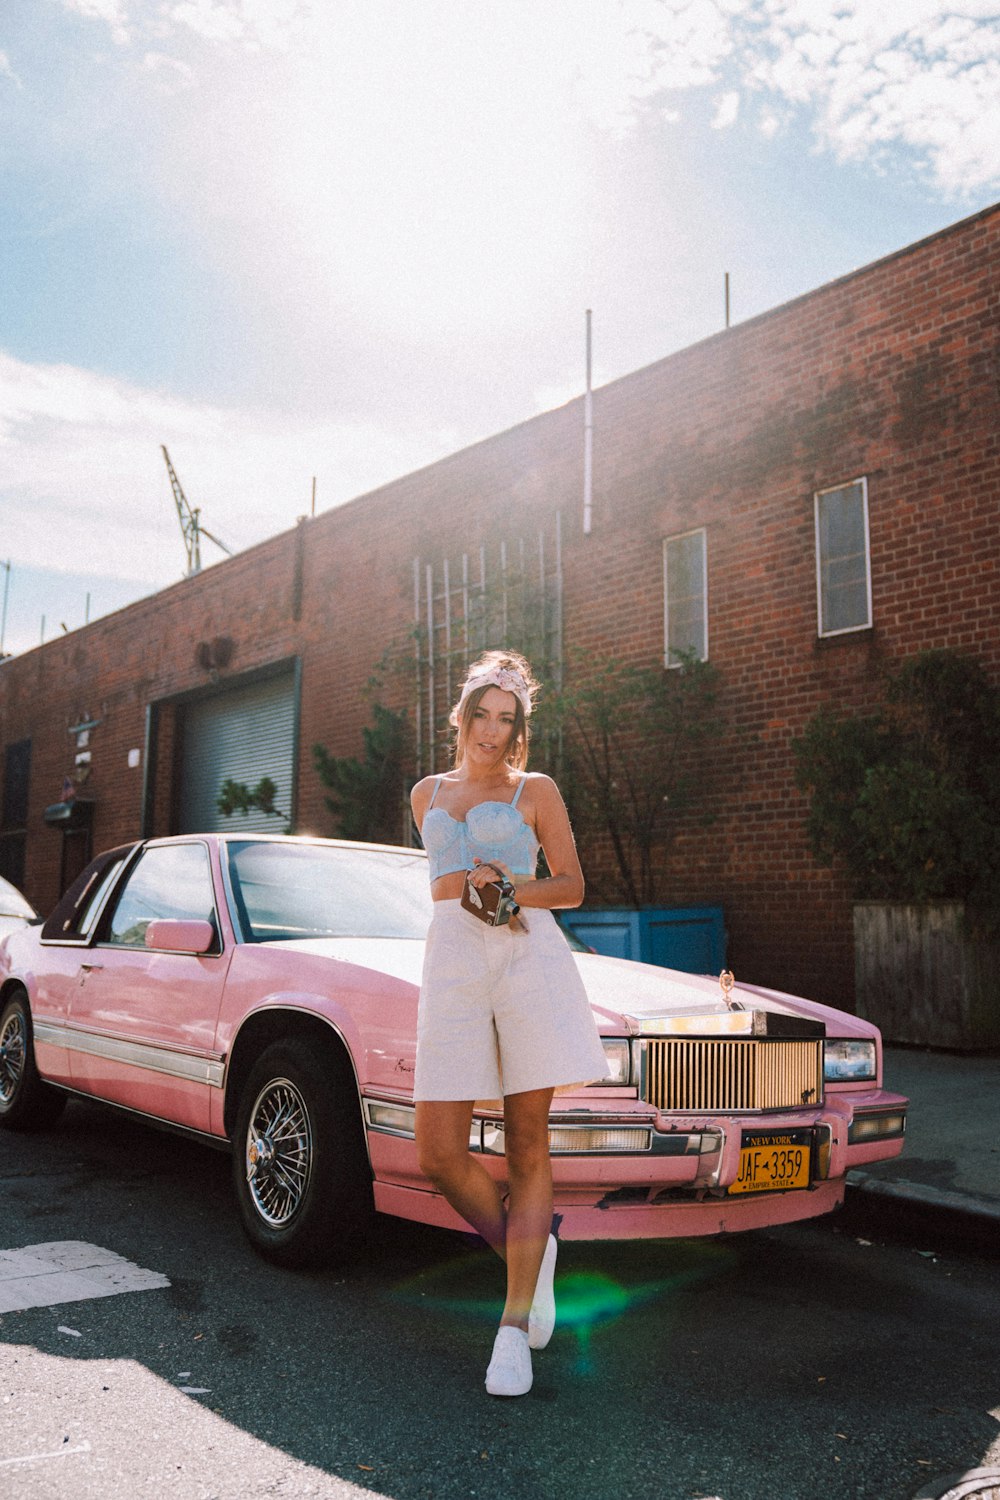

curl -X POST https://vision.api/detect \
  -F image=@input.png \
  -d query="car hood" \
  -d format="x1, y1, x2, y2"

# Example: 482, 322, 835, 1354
262, 937, 870, 1038
260, 936, 428, 988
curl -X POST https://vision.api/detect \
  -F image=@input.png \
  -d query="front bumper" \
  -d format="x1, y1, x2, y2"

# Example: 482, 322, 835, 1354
364, 1088, 907, 1239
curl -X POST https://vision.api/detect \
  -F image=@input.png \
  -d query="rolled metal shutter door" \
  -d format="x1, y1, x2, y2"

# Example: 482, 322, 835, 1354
178, 672, 296, 834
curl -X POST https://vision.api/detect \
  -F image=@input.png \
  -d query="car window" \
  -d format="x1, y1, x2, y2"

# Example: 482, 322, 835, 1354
227, 841, 433, 942
77, 858, 128, 938
103, 844, 219, 950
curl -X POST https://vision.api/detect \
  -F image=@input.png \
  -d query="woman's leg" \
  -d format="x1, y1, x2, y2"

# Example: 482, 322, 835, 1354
415, 1091, 555, 1331
497, 1087, 555, 1331
415, 1099, 507, 1254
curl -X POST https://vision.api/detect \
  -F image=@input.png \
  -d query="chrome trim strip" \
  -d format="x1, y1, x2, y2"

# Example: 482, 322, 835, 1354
33, 1020, 225, 1088
362, 1098, 695, 1156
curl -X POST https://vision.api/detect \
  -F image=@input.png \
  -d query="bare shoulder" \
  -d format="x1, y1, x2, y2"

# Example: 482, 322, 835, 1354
410, 774, 440, 819
521, 772, 568, 811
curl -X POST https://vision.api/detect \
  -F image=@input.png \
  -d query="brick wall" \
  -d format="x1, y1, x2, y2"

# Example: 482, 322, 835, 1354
3, 202, 997, 1008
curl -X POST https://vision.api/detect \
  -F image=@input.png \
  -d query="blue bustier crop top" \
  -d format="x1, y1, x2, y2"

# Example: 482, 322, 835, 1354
421, 776, 540, 882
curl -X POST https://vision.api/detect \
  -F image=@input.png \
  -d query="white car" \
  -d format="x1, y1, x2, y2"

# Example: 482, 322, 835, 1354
0, 874, 37, 942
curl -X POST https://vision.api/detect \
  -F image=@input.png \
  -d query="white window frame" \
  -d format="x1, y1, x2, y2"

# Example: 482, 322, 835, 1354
814, 477, 872, 638
663, 527, 708, 668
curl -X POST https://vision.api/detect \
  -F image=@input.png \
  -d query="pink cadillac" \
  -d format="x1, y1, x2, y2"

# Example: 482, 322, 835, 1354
0, 834, 907, 1265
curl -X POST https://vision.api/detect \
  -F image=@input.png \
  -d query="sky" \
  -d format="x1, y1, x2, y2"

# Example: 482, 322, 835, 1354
1, 0, 998, 658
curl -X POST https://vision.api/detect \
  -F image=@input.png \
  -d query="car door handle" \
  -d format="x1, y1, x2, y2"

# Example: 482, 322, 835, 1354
79, 962, 103, 972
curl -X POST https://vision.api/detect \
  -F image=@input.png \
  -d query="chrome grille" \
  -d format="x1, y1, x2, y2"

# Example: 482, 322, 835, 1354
642, 1038, 824, 1113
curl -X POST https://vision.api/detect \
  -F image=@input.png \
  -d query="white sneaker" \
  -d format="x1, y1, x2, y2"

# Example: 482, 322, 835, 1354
485, 1326, 533, 1397
528, 1233, 558, 1350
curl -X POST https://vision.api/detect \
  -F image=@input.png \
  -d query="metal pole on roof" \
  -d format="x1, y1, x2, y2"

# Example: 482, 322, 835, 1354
413, 558, 422, 779
725, 272, 731, 329
0, 560, 10, 656
583, 309, 593, 536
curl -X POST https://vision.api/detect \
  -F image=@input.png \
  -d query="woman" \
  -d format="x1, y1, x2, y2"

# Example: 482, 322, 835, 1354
410, 650, 609, 1397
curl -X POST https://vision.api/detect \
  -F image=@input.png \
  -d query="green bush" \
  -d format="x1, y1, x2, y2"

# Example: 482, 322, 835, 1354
217, 776, 286, 822
793, 650, 1000, 911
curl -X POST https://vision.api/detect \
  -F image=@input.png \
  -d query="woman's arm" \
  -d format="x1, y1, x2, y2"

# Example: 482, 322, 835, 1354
470, 774, 584, 910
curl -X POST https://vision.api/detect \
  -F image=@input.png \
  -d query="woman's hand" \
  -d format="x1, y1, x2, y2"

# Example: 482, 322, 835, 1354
468, 857, 513, 889
469, 859, 528, 932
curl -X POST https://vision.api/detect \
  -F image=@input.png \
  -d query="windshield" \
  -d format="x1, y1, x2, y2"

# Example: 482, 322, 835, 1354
226, 841, 434, 942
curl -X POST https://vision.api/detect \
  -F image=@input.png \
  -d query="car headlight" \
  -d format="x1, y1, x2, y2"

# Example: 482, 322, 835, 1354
597, 1037, 632, 1086
824, 1039, 877, 1083
848, 1110, 905, 1144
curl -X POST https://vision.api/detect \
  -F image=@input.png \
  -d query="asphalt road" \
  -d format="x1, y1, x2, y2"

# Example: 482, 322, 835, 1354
1, 1099, 998, 1500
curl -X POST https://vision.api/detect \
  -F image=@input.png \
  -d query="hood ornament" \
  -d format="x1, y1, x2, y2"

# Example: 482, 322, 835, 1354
720, 969, 743, 1011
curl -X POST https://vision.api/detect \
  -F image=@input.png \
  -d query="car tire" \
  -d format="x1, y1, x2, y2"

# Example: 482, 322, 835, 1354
232, 1038, 374, 1268
0, 990, 67, 1130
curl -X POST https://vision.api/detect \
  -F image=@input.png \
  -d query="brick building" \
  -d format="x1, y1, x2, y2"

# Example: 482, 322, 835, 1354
2, 201, 998, 1008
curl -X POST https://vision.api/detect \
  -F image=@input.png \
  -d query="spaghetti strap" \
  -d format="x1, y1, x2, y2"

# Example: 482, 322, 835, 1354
427, 776, 444, 810
510, 775, 526, 808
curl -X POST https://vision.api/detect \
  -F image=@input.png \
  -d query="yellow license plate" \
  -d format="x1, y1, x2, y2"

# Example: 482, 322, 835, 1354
729, 1131, 812, 1195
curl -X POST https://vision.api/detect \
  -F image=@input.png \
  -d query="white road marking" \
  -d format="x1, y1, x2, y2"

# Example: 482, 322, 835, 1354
0, 1441, 92, 1468
0, 1242, 169, 1313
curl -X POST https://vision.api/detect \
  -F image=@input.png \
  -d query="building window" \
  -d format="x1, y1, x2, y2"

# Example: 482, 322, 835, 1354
663, 528, 707, 666
815, 478, 872, 636
0, 738, 31, 889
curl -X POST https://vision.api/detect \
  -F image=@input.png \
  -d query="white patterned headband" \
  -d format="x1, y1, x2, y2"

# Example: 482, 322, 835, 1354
458, 667, 533, 716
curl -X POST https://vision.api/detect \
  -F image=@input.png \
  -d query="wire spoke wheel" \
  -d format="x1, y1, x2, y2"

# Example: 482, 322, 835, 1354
243, 1077, 313, 1228
232, 1038, 373, 1267
0, 1008, 26, 1105
0, 991, 66, 1130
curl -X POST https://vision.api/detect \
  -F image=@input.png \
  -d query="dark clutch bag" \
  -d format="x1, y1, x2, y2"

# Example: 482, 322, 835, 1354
461, 870, 520, 927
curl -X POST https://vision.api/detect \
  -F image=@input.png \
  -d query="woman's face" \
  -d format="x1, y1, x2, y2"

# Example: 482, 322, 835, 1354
463, 685, 518, 766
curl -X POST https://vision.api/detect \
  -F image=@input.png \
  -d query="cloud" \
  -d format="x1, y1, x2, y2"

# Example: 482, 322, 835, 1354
711, 89, 741, 128
0, 351, 458, 586
58, 2, 1000, 198
57, 0, 132, 47
746, 1, 1000, 192
141, 51, 195, 91
0, 50, 23, 87
166, 0, 305, 49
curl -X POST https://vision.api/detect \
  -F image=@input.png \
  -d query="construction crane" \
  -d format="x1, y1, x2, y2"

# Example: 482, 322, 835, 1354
161, 445, 234, 576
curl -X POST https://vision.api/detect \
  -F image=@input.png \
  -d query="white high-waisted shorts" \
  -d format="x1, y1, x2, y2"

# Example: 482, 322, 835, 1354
413, 900, 611, 1102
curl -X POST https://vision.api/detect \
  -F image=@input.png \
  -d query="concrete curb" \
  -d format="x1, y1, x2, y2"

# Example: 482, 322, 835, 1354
912, 1467, 1000, 1499
844, 1170, 1000, 1253
848, 1171, 1000, 1224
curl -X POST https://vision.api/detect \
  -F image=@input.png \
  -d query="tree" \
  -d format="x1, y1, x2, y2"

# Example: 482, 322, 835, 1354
313, 703, 408, 845
552, 653, 721, 907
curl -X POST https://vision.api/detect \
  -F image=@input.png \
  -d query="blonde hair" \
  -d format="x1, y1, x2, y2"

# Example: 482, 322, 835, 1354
450, 650, 539, 772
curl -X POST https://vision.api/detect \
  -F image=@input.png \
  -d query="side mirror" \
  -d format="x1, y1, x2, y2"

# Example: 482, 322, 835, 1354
144, 918, 216, 955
